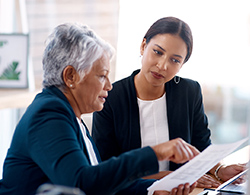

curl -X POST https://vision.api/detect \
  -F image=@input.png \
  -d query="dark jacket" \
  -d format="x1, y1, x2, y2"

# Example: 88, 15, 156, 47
0, 86, 158, 195
92, 70, 211, 171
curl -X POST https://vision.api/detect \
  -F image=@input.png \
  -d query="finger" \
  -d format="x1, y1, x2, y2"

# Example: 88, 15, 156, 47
180, 140, 200, 161
196, 174, 221, 188
204, 174, 221, 187
237, 163, 247, 167
183, 183, 190, 195
176, 184, 184, 195
176, 140, 195, 160
170, 188, 177, 195
180, 143, 194, 161
189, 182, 197, 193
168, 142, 185, 163
186, 144, 200, 158
167, 138, 199, 163
233, 164, 247, 171
170, 140, 197, 163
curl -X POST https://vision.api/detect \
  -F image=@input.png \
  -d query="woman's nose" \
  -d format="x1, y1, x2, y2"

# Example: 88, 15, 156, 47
156, 60, 168, 71
105, 78, 113, 91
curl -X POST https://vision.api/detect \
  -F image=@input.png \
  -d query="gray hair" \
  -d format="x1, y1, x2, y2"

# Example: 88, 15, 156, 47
42, 23, 115, 90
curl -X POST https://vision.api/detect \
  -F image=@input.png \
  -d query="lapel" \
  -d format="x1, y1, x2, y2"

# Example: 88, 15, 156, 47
44, 86, 102, 164
165, 80, 174, 140
81, 119, 102, 162
128, 70, 142, 149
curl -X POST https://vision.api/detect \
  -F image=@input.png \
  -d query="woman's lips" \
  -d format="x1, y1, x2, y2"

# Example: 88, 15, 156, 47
99, 96, 107, 103
151, 71, 164, 79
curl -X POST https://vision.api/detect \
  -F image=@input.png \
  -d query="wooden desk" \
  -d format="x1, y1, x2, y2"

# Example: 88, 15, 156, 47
189, 188, 204, 195
189, 145, 249, 195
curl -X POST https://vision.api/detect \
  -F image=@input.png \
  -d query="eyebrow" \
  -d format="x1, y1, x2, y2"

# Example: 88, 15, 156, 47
155, 44, 183, 59
99, 69, 109, 74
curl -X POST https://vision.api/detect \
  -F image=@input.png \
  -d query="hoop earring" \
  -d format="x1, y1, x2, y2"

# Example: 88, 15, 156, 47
174, 76, 180, 84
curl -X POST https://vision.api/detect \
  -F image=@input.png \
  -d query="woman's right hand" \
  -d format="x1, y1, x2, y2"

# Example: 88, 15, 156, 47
152, 138, 199, 163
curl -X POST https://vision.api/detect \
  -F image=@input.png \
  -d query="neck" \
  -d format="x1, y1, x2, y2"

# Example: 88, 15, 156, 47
134, 72, 165, 100
63, 88, 82, 118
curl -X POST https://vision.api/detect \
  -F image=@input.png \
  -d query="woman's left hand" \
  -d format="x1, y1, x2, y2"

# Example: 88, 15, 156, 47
219, 163, 247, 184
196, 173, 221, 188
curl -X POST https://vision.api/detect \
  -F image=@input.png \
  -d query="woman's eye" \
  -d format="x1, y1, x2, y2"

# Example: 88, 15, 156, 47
172, 58, 180, 64
153, 49, 163, 55
99, 75, 106, 81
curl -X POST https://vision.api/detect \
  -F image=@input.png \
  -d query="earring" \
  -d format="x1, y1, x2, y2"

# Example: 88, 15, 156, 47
69, 84, 73, 87
174, 76, 180, 84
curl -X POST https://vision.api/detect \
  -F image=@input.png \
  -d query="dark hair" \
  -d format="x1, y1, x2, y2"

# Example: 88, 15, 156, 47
144, 17, 193, 63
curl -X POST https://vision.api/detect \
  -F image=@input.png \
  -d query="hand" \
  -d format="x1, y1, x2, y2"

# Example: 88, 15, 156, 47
218, 163, 247, 184
152, 182, 197, 195
152, 138, 200, 164
196, 173, 221, 188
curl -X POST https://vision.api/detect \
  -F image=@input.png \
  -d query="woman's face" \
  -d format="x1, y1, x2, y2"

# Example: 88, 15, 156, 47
140, 33, 187, 87
74, 54, 112, 114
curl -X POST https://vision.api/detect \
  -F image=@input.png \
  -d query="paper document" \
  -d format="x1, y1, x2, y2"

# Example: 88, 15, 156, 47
148, 138, 249, 192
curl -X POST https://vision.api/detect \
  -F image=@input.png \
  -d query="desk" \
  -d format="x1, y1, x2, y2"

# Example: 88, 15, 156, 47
189, 145, 250, 195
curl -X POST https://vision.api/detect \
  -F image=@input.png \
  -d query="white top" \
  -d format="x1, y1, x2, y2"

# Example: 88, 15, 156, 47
137, 93, 169, 171
77, 117, 98, 166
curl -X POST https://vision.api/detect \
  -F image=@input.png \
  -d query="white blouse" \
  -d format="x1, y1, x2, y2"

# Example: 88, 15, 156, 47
77, 117, 98, 166
137, 93, 169, 171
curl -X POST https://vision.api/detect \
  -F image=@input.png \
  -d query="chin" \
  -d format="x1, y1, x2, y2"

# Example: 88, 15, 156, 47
95, 105, 104, 112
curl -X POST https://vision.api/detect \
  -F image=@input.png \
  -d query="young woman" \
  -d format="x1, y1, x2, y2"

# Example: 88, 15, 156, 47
92, 16, 246, 188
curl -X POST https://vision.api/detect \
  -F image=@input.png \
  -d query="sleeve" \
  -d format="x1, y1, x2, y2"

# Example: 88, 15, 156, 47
28, 100, 159, 195
191, 81, 211, 151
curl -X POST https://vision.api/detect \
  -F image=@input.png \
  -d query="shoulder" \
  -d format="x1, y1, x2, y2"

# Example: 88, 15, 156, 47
26, 87, 75, 121
14, 87, 78, 144
168, 77, 201, 92
179, 77, 200, 88
165, 77, 203, 102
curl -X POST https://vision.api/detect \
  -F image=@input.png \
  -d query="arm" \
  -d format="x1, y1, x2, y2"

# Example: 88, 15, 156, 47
29, 107, 159, 194
210, 163, 247, 184
29, 102, 199, 195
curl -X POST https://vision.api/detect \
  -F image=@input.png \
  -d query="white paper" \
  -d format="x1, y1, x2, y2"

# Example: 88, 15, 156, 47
148, 138, 249, 193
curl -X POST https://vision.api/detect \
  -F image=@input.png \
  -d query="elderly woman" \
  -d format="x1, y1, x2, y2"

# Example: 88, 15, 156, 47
0, 23, 199, 195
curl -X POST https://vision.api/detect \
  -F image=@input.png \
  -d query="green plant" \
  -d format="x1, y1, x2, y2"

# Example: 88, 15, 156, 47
0, 61, 21, 80
0, 40, 7, 48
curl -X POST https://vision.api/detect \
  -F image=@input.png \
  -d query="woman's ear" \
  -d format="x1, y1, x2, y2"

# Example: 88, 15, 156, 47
140, 38, 147, 56
63, 65, 77, 88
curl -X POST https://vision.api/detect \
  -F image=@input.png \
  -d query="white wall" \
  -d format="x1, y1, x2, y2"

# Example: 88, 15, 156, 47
116, 0, 250, 93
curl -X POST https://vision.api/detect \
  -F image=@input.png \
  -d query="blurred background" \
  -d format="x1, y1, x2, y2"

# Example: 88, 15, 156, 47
0, 0, 250, 179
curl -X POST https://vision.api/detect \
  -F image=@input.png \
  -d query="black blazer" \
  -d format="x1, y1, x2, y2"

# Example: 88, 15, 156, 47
0, 86, 158, 195
92, 70, 211, 171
